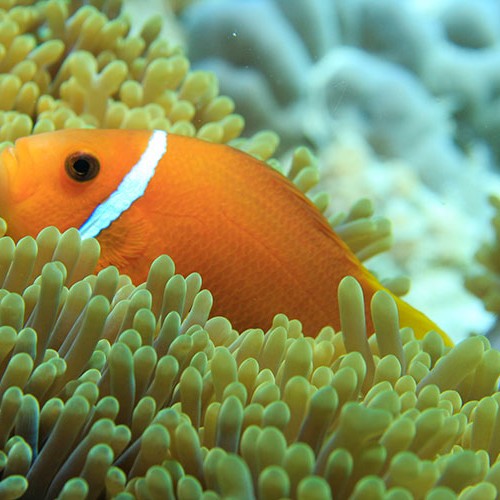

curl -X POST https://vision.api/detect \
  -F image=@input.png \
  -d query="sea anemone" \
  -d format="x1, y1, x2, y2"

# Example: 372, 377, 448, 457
0, 0, 246, 147
1, 221, 500, 498
466, 195, 500, 341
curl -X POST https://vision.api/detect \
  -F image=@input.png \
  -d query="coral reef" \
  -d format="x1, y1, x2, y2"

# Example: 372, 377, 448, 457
315, 131, 494, 338
466, 195, 500, 314
181, 0, 500, 340
180, 0, 500, 213
466, 195, 500, 344
182, 0, 500, 170
0, 220, 500, 498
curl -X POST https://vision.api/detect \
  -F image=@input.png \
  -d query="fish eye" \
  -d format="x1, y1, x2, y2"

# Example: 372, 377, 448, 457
65, 152, 100, 182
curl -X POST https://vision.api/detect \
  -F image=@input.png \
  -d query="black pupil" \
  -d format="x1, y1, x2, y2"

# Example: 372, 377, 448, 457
66, 153, 99, 182
73, 157, 91, 176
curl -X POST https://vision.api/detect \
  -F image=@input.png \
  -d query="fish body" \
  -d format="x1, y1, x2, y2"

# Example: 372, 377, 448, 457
0, 129, 451, 342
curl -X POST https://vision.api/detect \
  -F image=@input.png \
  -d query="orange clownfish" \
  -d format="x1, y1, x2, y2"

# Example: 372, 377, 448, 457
0, 129, 451, 343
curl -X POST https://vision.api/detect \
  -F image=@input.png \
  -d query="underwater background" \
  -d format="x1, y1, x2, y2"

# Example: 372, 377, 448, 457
125, 0, 500, 344
2, 0, 500, 498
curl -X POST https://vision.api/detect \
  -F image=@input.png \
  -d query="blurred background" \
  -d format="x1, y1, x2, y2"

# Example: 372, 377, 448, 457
124, 0, 500, 343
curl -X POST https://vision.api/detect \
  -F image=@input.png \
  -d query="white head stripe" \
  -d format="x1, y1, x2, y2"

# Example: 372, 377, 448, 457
79, 130, 168, 239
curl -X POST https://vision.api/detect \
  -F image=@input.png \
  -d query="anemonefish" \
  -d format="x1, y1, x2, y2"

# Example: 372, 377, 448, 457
0, 129, 451, 344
